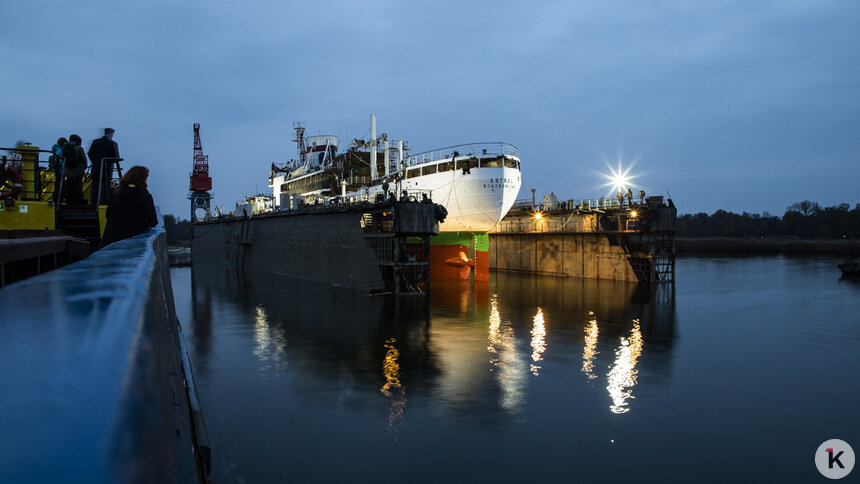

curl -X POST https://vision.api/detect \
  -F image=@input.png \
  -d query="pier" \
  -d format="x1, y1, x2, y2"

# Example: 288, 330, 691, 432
0, 214, 209, 483
490, 195, 677, 283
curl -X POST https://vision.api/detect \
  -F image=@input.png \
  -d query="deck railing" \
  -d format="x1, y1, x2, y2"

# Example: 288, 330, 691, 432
406, 142, 518, 167
514, 197, 647, 213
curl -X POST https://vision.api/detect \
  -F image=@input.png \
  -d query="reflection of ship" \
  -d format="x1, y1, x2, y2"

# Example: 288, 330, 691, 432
268, 116, 522, 281
187, 263, 677, 428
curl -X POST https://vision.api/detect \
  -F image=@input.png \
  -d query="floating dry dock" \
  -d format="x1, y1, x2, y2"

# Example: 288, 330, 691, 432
490, 196, 676, 283
192, 198, 442, 295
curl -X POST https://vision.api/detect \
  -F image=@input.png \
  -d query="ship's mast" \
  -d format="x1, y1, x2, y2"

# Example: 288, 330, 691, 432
292, 122, 306, 167
188, 123, 212, 222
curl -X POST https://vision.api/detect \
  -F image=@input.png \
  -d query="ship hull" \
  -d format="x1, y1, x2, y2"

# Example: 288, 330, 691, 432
429, 232, 490, 282
403, 166, 521, 233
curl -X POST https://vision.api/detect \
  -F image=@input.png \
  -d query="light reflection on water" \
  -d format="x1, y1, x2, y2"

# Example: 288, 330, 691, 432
529, 307, 546, 375
581, 312, 599, 380
485, 294, 527, 412
170, 255, 860, 482
606, 319, 643, 414
380, 338, 406, 437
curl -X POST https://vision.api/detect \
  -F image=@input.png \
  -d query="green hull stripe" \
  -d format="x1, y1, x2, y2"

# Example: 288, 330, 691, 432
416, 231, 489, 251
474, 232, 489, 252
407, 232, 489, 250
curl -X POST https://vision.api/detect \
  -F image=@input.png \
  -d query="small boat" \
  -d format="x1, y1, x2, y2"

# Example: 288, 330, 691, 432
838, 256, 860, 276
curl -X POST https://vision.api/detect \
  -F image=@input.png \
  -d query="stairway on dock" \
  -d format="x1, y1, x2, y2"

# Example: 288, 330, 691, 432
57, 205, 101, 251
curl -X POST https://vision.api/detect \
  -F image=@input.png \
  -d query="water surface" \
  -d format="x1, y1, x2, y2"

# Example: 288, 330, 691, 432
171, 255, 860, 482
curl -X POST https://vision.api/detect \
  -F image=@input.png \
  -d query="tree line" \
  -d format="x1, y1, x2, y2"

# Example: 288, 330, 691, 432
677, 201, 860, 238
163, 214, 192, 245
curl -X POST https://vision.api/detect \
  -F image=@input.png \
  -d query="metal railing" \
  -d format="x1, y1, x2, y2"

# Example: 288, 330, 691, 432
96, 157, 123, 206
406, 142, 518, 167
1, 147, 53, 203
518, 198, 647, 213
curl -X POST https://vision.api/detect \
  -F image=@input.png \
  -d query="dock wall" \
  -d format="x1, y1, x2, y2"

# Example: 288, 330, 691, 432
489, 202, 676, 282
0, 213, 208, 483
490, 233, 639, 281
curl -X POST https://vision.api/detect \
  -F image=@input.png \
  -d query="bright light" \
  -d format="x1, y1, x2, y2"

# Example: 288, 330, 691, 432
630, 211, 638, 218
595, 152, 643, 197
612, 174, 629, 191
534, 211, 543, 220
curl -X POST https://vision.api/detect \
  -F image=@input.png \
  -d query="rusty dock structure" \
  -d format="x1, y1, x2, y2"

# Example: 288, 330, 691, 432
489, 194, 676, 283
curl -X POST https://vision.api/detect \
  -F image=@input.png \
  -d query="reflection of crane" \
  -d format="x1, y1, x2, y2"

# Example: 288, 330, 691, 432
188, 123, 212, 222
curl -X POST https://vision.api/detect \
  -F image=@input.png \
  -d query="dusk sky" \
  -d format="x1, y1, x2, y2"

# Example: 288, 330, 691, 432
3, 1, 858, 218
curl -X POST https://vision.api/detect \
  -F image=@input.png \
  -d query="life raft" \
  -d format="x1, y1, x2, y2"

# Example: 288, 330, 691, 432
1, 163, 24, 203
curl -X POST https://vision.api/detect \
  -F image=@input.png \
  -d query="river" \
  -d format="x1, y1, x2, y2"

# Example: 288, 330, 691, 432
170, 255, 860, 482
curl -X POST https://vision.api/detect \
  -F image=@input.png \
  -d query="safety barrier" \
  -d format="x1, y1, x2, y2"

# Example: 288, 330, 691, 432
0, 211, 209, 483
406, 142, 519, 167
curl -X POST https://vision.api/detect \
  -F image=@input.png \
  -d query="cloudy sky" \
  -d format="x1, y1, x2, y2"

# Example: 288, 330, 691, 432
3, 0, 858, 217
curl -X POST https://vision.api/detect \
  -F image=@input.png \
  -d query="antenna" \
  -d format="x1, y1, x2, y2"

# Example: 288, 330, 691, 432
292, 122, 306, 162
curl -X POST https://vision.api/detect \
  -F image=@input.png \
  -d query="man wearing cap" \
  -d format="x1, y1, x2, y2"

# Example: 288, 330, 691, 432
87, 127, 121, 206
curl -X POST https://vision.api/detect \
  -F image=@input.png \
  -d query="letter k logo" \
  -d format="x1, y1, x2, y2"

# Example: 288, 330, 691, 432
816, 439, 854, 479
828, 448, 846, 469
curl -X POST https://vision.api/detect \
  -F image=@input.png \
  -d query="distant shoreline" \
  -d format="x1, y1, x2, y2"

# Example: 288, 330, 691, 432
675, 237, 860, 255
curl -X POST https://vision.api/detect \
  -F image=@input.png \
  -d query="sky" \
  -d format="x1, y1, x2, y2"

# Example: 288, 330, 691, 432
2, 0, 858, 218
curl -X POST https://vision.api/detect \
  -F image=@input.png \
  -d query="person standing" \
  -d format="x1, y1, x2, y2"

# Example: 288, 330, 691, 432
87, 127, 120, 206
61, 134, 86, 204
99, 165, 157, 248
49, 137, 67, 203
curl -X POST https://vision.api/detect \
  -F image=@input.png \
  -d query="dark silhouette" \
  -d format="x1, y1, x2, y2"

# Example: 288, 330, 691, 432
87, 127, 120, 206
676, 201, 860, 239
60, 134, 86, 204
49, 137, 66, 203
99, 166, 157, 248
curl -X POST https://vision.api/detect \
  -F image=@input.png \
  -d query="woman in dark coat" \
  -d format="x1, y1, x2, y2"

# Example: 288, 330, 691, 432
99, 165, 158, 248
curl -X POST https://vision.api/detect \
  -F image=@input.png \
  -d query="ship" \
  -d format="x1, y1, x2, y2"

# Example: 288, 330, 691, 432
267, 115, 523, 281
188, 122, 445, 296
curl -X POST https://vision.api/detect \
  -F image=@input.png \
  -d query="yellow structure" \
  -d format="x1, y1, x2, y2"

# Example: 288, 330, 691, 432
1, 144, 108, 235
0, 201, 55, 230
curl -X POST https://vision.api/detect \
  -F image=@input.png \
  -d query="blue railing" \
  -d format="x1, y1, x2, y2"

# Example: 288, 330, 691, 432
0, 210, 209, 483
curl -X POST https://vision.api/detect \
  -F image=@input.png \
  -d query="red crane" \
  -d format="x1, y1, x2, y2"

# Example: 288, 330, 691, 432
189, 123, 212, 221
190, 123, 212, 191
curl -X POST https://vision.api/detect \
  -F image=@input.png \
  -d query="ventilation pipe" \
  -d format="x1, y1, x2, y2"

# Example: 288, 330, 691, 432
370, 114, 377, 180
384, 139, 390, 176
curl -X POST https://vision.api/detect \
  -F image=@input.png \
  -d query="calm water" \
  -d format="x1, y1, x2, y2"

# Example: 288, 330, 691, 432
171, 256, 860, 482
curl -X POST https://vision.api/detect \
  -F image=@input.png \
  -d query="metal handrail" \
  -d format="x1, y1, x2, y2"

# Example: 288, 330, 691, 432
520, 198, 646, 213
96, 157, 123, 206
406, 142, 519, 167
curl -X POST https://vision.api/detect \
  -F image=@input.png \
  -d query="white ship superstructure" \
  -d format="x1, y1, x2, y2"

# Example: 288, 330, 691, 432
269, 116, 522, 233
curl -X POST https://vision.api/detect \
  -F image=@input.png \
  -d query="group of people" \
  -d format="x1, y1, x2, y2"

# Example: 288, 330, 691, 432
48, 127, 157, 248
50, 127, 121, 206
